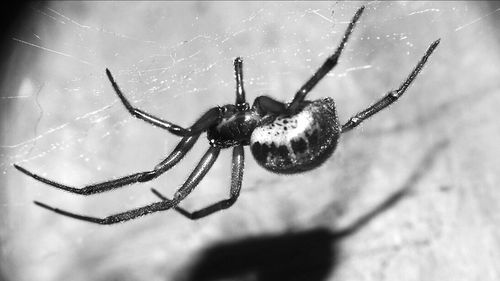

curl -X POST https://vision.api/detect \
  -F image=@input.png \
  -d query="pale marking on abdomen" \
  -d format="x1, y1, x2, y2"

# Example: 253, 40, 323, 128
250, 109, 316, 147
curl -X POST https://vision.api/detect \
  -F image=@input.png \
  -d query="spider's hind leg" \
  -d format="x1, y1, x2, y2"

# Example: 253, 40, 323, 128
252, 96, 287, 115
287, 6, 365, 112
152, 145, 244, 220
341, 39, 440, 133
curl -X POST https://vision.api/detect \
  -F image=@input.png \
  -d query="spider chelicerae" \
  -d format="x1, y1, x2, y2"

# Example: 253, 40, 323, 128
14, 6, 440, 224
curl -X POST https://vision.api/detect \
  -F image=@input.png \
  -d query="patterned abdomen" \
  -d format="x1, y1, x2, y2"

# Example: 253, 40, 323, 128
250, 98, 341, 174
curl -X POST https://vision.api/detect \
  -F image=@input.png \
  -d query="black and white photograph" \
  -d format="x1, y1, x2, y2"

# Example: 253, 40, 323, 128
1, 2, 499, 281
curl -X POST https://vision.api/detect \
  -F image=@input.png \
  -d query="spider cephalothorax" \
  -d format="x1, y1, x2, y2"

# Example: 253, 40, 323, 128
14, 6, 440, 224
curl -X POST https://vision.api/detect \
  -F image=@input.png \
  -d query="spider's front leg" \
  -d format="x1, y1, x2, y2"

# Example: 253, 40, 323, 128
152, 145, 244, 220
106, 69, 221, 137
33, 146, 221, 224
14, 134, 200, 195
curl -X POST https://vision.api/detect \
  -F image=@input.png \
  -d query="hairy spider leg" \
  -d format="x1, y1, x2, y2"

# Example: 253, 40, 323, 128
234, 57, 246, 104
341, 39, 441, 133
34, 146, 221, 224
14, 135, 200, 195
252, 95, 287, 115
288, 5, 365, 112
235, 57, 287, 115
152, 145, 244, 220
106, 69, 221, 137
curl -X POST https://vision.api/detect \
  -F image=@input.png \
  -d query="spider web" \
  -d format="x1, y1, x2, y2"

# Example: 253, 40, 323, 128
1, 2, 500, 281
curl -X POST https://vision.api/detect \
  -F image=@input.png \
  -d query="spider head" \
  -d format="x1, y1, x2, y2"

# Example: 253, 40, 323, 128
207, 104, 262, 148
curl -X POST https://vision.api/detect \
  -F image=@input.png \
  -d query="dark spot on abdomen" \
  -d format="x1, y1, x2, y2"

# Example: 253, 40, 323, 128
277, 145, 289, 158
291, 138, 307, 154
251, 142, 265, 163
307, 130, 319, 147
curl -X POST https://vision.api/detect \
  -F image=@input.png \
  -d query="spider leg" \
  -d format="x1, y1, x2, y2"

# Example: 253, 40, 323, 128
14, 135, 200, 195
252, 96, 288, 115
288, 6, 365, 112
341, 39, 440, 133
33, 146, 221, 224
152, 145, 244, 220
234, 58, 246, 104
106, 69, 221, 136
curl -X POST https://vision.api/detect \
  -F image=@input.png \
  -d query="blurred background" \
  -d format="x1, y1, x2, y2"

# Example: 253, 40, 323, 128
1, 1, 499, 281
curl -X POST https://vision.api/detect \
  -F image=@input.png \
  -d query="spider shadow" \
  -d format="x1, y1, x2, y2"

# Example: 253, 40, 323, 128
176, 139, 448, 281
178, 189, 407, 281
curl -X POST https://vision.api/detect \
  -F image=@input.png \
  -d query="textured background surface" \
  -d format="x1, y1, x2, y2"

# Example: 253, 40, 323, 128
1, 2, 499, 281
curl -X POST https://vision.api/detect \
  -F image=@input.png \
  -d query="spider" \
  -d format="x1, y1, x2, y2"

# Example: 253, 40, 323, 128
14, 6, 440, 224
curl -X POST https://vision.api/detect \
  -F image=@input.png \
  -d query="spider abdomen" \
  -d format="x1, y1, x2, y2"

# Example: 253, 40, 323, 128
250, 98, 341, 174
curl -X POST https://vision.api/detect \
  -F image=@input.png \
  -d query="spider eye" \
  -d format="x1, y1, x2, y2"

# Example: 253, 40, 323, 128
236, 102, 250, 111
220, 105, 238, 117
